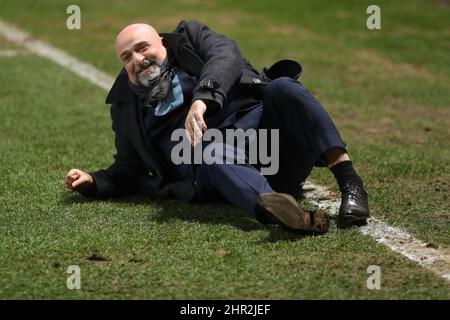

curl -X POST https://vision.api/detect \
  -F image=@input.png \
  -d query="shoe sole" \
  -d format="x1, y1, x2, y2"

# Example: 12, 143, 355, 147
336, 214, 369, 228
257, 193, 330, 234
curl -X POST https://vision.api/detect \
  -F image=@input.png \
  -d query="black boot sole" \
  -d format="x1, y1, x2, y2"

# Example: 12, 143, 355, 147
336, 214, 369, 229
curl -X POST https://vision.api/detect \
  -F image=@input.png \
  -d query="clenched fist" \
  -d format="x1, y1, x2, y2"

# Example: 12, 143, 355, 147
65, 169, 94, 194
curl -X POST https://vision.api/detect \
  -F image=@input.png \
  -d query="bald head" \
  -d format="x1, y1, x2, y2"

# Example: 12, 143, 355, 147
115, 23, 167, 85
115, 23, 159, 57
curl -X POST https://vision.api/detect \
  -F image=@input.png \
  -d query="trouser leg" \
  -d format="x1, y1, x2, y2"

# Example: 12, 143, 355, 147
260, 77, 347, 196
193, 142, 273, 215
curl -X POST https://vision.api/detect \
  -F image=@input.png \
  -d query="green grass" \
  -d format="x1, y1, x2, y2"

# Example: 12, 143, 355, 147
0, 0, 449, 298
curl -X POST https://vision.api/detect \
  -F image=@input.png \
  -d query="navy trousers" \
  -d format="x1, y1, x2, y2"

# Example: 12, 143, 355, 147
161, 77, 346, 215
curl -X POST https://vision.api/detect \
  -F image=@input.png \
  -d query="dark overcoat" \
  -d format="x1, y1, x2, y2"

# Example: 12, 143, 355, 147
86, 20, 300, 201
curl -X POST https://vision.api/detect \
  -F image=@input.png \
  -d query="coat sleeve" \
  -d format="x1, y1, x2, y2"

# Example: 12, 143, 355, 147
81, 104, 145, 198
184, 20, 244, 112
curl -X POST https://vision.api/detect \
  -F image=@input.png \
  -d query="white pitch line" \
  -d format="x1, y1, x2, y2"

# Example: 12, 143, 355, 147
1, 19, 448, 281
302, 181, 450, 281
0, 20, 114, 91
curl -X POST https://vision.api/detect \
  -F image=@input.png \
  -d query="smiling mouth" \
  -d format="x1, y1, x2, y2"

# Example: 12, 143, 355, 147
138, 65, 151, 75
136, 61, 157, 75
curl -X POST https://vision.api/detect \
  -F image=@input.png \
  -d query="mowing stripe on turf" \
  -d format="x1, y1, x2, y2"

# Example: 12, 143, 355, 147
1, 19, 448, 281
0, 20, 113, 91
0, 49, 28, 57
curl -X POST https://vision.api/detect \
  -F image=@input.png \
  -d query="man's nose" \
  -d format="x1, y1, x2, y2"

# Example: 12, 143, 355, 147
132, 51, 145, 66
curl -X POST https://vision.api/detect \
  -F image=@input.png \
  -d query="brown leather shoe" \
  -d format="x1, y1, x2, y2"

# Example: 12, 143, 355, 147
257, 193, 330, 234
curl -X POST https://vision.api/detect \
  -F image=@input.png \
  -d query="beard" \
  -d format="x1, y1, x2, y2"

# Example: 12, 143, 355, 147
130, 56, 173, 103
135, 59, 162, 87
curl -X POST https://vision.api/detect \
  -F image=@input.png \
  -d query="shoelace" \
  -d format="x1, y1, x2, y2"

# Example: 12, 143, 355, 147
341, 183, 366, 202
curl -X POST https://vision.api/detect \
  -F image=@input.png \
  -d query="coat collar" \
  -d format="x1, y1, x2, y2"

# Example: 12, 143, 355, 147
105, 68, 133, 104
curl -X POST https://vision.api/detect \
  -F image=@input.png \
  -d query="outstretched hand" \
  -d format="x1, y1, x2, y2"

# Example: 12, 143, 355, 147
184, 99, 207, 147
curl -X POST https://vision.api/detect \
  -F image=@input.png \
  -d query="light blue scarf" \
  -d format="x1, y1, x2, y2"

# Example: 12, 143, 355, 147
152, 68, 184, 116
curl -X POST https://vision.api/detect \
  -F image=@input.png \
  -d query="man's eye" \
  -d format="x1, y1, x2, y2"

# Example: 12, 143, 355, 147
139, 46, 149, 52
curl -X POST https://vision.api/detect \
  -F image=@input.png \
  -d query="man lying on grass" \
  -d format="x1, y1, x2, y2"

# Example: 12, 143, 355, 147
65, 20, 370, 234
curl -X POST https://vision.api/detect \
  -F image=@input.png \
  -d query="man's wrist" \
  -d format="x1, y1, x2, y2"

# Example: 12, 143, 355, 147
192, 87, 224, 111
198, 99, 220, 117
192, 99, 208, 113
79, 173, 97, 197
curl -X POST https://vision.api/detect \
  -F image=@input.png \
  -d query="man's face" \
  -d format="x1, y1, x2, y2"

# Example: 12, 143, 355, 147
115, 24, 167, 86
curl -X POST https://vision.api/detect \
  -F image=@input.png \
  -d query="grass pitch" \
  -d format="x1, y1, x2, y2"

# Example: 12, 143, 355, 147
0, 0, 448, 299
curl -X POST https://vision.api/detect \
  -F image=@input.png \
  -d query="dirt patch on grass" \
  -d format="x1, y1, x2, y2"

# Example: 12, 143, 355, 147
332, 93, 450, 146
142, 10, 255, 31
393, 25, 450, 37
177, 0, 204, 5
352, 49, 434, 81
89, 10, 319, 46
381, 98, 450, 122
266, 23, 318, 40
87, 253, 109, 262
433, 0, 450, 7
405, 178, 450, 206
